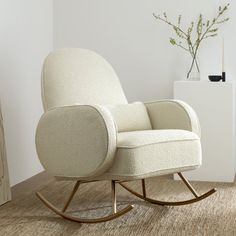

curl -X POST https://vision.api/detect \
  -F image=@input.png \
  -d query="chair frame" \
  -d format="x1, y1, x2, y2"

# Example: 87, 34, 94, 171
36, 172, 216, 223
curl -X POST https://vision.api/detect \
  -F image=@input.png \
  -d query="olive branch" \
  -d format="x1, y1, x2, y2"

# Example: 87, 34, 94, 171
153, 4, 230, 78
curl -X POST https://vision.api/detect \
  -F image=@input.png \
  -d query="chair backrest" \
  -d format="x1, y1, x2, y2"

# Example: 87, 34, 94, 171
42, 48, 128, 111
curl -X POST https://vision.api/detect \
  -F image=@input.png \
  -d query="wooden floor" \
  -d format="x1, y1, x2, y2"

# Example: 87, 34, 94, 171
1, 172, 236, 236
11, 171, 52, 199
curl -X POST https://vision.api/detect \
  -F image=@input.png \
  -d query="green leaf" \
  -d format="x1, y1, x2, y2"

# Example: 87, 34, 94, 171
217, 18, 230, 24
209, 34, 218, 37
170, 38, 176, 45
197, 14, 203, 35
208, 28, 218, 33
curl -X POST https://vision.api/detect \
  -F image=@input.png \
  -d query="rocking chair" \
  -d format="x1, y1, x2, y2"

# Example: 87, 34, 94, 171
35, 48, 216, 223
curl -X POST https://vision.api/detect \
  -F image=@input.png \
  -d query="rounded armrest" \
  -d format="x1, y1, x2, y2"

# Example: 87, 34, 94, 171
145, 100, 201, 137
36, 105, 117, 178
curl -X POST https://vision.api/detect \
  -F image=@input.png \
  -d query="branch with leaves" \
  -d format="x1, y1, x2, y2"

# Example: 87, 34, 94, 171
153, 4, 230, 78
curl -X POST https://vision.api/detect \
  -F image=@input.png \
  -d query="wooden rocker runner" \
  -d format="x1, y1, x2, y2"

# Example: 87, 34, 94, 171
36, 181, 134, 223
36, 174, 216, 223
35, 48, 216, 223
119, 174, 216, 206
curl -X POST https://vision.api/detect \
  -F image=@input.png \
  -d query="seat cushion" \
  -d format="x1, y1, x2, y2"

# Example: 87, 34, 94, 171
104, 129, 201, 180
107, 102, 152, 132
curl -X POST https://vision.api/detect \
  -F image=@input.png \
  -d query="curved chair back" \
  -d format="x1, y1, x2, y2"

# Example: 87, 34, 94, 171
42, 48, 127, 111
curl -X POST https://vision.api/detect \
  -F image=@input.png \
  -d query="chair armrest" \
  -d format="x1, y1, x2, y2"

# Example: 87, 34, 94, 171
145, 100, 201, 137
36, 105, 117, 178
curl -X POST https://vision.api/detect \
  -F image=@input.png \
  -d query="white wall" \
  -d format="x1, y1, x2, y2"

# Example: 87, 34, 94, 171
0, 0, 53, 186
54, 0, 235, 102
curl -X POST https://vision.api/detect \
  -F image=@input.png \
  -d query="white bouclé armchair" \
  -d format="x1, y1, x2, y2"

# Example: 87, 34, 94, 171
35, 48, 216, 223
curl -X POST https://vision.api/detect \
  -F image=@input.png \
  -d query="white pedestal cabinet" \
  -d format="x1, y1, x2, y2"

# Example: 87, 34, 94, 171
174, 81, 235, 182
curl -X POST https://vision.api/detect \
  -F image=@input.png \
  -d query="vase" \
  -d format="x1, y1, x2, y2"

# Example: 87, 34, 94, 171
186, 55, 200, 81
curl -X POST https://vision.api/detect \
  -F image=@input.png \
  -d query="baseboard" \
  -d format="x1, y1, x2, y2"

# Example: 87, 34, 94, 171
11, 171, 53, 199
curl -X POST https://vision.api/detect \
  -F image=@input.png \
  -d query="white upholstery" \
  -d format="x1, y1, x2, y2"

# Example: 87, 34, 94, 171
145, 100, 201, 137
107, 102, 152, 132
36, 105, 117, 178
42, 48, 127, 111
36, 48, 203, 181
102, 130, 201, 180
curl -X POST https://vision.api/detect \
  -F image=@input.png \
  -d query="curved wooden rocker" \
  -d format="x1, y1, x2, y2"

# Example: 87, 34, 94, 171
36, 180, 134, 223
119, 173, 216, 206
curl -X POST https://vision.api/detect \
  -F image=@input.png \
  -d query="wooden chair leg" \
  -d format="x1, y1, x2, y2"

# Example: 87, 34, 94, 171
111, 180, 117, 213
177, 172, 199, 198
141, 179, 146, 198
62, 181, 80, 212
